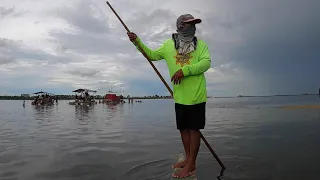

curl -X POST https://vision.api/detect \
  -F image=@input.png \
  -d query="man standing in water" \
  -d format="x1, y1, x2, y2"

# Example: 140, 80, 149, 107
128, 14, 211, 178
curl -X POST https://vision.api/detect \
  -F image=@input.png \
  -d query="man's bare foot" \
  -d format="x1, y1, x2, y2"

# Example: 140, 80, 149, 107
172, 159, 188, 168
172, 164, 196, 178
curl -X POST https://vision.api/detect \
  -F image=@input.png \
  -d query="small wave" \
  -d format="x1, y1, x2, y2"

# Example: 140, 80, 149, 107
125, 159, 173, 179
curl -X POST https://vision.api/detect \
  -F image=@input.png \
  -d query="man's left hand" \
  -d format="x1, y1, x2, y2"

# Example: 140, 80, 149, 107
171, 69, 184, 85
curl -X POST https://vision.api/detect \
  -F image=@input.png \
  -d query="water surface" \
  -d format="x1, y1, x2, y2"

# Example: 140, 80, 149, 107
0, 96, 320, 180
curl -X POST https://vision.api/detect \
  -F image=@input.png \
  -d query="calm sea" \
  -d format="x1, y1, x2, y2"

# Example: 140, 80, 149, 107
0, 96, 320, 180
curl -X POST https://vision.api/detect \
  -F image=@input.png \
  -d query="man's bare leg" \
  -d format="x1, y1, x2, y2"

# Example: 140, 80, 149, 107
173, 129, 200, 178
173, 129, 190, 168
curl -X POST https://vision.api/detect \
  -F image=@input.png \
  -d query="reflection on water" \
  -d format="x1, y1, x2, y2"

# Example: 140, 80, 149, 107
32, 105, 54, 117
0, 97, 320, 180
74, 105, 95, 120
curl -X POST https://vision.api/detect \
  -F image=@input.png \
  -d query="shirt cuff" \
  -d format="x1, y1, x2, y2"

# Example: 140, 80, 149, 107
182, 66, 191, 76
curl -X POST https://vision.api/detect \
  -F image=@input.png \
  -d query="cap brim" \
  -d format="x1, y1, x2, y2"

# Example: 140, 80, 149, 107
183, 18, 202, 24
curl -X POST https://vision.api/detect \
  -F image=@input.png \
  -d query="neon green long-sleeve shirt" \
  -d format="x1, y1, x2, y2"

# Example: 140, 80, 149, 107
133, 37, 211, 105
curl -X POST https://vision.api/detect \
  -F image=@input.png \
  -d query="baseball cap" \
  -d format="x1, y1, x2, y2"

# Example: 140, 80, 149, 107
177, 14, 202, 24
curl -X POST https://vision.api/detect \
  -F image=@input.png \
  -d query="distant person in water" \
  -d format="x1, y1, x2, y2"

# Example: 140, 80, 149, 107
128, 14, 211, 178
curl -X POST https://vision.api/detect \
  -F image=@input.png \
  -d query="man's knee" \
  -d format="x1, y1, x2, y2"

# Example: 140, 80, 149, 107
179, 129, 190, 133
190, 129, 201, 135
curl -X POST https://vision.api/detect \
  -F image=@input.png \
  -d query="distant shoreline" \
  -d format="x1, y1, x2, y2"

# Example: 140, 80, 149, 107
0, 96, 173, 100
0, 94, 318, 100
214, 94, 319, 98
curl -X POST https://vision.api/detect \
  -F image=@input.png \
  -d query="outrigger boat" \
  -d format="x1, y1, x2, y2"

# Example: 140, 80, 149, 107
69, 88, 97, 106
31, 91, 55, 105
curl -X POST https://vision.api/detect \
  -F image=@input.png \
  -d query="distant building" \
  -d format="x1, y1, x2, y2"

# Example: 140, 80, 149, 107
21, 94, 30, 97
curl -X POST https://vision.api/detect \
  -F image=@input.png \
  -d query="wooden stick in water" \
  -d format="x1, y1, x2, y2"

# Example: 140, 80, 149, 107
105, 1, 226, 170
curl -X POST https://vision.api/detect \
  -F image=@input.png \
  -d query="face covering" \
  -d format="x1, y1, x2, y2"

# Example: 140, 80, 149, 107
174, 20, 197, 55
177, 21, 196, 42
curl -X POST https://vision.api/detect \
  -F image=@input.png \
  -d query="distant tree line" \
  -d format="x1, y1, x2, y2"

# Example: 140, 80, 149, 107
0, 95, 103, 100
126, 95, 172, 99
0, 94, 172, 100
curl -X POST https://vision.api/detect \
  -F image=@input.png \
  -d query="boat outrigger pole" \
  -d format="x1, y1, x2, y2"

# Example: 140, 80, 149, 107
106, 1, 226, 170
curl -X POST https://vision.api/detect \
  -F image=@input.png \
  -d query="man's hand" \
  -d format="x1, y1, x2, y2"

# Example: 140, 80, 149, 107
127, 32, 137, 42
171, 69, 184, 85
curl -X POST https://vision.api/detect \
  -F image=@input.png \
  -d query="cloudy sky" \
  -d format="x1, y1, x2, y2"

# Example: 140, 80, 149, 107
0, 0, 319, 96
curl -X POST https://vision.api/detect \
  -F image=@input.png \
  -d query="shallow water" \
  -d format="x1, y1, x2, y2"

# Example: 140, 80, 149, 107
0, 96, 320, 180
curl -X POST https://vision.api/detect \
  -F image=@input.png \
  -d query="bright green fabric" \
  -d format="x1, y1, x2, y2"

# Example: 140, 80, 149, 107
133, 37, 211, 105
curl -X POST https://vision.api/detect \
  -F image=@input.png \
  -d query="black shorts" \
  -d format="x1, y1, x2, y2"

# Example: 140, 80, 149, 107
175, 102, 206, 130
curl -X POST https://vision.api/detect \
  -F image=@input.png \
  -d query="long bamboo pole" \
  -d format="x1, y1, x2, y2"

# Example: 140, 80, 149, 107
106, 1, 225, 170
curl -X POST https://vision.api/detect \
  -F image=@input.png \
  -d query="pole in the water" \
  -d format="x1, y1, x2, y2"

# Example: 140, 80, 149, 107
105, 1, 226, 170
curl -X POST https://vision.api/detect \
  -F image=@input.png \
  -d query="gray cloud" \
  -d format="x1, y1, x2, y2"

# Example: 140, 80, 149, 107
1, 0, 320, 96
0, 6, 25, 18
202, 0, 320, 69
189, 0, 320, 95
49, 31, 129, 55
0, 7, 15, 17
0, 56, 14, 65
0, 38, 86, 65
51, 0, 109, 34
0, 38, 17, 65
48, 3, 176, 56
47, 0, 131, 56
0, 38, 17, 48
0, 7, 14, 17
223, 0, 320, 95
66, 67, 101, 78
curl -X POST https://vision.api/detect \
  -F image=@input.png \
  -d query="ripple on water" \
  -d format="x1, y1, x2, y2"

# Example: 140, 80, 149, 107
97, 131, 124, 140
0, 99, 319, 180
35, 164, 117, 180
123, 159, 174, 180
118, 149, 153, 164
196, 153, 278, 180
1, 171, 18, 179
0, 158, 30, 172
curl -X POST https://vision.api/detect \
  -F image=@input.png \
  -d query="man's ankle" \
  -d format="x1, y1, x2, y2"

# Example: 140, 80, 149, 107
185, 162, 196, 168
